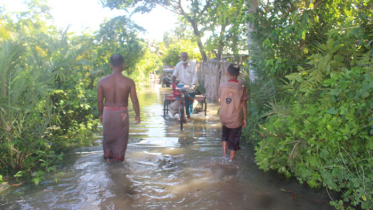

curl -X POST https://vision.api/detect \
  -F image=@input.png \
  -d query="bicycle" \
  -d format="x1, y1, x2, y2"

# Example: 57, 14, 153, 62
176, 86, 188, 131
163, 85, 207, 131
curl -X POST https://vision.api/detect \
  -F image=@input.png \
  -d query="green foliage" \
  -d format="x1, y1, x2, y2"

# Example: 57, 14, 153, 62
102, 0, 248, 62
0, 34, 99, 179
0, 2, 102, 184
203, 0, 247, 61
247, 0, 373, 209
130, 49, 162, 86
102, 0, 211, 61
256, 67, 373, 209
162, 39, 201, 66
95, 15, 147, 75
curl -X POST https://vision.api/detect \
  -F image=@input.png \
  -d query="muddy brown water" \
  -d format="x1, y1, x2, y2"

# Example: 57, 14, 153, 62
0, 86, 336, 210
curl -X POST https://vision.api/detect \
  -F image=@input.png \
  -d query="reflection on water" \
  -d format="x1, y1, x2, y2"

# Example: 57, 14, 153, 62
0, 86, 335, 210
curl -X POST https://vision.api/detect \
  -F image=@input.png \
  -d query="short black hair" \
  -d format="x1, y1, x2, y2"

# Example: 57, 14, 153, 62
110, 54, 124, 67
227, 64, 240, 76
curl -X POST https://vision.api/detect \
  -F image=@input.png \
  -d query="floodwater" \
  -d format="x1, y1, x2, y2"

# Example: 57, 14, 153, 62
0, 86, 336, 210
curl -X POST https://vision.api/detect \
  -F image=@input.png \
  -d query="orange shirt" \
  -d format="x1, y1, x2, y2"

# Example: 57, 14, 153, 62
218, 80, 249, 128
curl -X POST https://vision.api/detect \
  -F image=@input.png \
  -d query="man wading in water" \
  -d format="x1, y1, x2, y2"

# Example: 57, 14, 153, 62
97, 54, 141, 162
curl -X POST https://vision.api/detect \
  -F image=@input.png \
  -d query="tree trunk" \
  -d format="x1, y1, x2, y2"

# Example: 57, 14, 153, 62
178, 3, 208, 62
246, 0, 258, 83
189, 18, 208, 62
217, 24, 227, 61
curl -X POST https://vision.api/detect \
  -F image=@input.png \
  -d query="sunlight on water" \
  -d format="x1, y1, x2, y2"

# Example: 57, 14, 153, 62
0, 85, 335, 210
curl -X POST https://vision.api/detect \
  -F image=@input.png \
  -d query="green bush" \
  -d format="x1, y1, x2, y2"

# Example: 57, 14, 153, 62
256, 66, 373, 209
0, 34, 99, 184
246, 1, 373, 209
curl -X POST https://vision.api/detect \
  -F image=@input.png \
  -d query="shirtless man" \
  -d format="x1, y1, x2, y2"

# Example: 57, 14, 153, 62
97, 54, 140, 162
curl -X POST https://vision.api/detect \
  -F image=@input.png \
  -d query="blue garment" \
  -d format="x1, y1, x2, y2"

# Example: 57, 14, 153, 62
177, 84, 196, 116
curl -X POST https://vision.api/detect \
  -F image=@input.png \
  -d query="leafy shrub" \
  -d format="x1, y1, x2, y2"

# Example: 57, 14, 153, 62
256, 66, 373, 209
246, 1, 373, 208
0, 35, 99, 184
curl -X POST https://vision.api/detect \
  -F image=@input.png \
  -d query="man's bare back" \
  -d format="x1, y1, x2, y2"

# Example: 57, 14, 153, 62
97, 55, 140, 124
97, 73, 140, 124
98, 74, 135, 107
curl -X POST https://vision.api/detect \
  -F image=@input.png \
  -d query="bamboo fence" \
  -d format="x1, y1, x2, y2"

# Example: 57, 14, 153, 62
197, 61, 244, 101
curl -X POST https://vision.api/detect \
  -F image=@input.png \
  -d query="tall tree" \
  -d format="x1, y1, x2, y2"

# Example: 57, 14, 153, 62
95, 15, 147, 74
203, 0, 247, 61
102, 0, 211, 62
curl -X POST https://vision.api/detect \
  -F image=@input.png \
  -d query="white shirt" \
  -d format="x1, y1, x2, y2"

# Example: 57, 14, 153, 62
172, 60, 198, 93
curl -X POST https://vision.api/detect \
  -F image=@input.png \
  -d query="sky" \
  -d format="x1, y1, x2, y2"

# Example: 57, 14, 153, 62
0, 0, 178, 41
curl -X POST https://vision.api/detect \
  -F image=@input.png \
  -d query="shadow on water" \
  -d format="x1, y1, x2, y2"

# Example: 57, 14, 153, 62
0, 85, 337, 210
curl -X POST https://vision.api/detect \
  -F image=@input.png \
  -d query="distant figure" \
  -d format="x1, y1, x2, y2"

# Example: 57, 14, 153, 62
171, 52, 198, 119
218, 64, 249, 160
162, 73, 172, 87
97, 54, 141, 162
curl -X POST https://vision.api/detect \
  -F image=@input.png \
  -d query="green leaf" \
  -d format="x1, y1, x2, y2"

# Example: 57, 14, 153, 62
14, 171, 23, 178
327, 39, 334, 50
352, 28, 359, 34
359, 13, 367, 21
362, 82, 373, 90
330, 89, 340, 96
32, 177, 41, 185
327, 107, 338, 114
320, 44, 327, 50
361, 91, 369, 98
331, 45, 341, 54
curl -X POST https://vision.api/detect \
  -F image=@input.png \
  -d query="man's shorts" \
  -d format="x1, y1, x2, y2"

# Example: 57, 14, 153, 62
222, 126, 242, 151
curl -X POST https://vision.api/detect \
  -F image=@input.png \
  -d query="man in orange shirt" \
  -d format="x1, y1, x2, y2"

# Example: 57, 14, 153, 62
218, 64, 249, 160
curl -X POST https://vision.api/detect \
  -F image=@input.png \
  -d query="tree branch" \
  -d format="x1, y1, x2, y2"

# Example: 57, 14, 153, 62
200, 0, 212, 15
160, 4, 182, 15
178, 0, 187, 16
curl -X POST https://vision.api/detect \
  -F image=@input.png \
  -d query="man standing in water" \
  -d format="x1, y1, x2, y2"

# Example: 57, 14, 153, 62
171, 52, 198, 120
97, 54, 140, 162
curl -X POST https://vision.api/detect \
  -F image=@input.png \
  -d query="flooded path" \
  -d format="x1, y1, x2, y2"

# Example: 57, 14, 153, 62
1, 87, 335, 210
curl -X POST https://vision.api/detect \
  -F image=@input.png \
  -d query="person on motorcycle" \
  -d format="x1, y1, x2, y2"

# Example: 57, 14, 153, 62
171, 52, 198, 120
